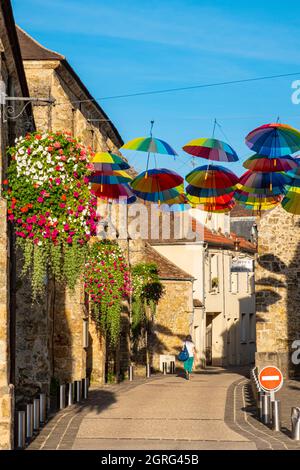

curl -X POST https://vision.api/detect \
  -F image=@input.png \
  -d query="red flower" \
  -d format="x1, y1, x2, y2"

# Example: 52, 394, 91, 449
35, 134, 42, 140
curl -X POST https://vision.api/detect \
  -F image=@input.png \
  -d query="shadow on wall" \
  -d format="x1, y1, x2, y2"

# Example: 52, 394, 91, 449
257, 233, 300, 378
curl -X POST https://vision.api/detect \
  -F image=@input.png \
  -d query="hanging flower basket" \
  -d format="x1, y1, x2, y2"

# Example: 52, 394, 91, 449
83, 241, 131, 344
3, 131, 99, 298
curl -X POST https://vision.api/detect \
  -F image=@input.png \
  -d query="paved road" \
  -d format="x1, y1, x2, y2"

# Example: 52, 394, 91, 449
71, 369, 256, 450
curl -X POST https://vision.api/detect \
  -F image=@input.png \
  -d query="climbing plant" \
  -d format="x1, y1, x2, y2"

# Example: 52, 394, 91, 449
83, 241, 131, 345
131, 263, 165, 335
3, 131, 99, 298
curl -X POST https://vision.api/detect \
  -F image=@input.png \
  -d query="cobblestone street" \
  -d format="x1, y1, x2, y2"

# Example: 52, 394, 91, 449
25, 368, 300, 451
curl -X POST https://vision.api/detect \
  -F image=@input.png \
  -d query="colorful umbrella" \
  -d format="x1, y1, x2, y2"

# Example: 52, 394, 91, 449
245, 123, 300, 157
237, 171, 290, 195
281, 193, 300, 215
234, 189, 282, 205
186, 165, 238, 189
197, 200, 235, 213
91, 183, 136, 202
133, 186, 185, 203
130, 168, 183, 193
92, 152, 130, 170
89, 170, 132, 185
243, 154, 299, 172
186, 184, 234, 198
121, 137, 177, 156
183, 138, 238, 162
186, 192, 234, 206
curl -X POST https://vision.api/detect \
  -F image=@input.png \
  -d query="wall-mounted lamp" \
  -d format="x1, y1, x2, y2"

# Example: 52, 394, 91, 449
234, 238, 240, 252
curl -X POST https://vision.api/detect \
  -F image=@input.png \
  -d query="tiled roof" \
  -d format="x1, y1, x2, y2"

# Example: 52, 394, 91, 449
230, 205, 258, 218
17, 26, 64, 60
142, 243, 194, 281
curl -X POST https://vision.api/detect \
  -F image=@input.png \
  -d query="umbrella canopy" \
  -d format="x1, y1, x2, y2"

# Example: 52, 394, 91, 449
89, 170, 132, 185
234, 189, 282, 205
245, 123, 300, 157
133, 186, 185, 203
121, 137, 177, 156
237, 171, 290, 195
197, 200, 235, 213
91, 183, 136, 202
281, 192, 300, 215
243, 154, 299, 172
183, 138, 238, 162
92, 152, 130, 170
130, 168, 183, 193
186, 165, 238, 189
187, 192, 234, 206
186, 184, 234, 198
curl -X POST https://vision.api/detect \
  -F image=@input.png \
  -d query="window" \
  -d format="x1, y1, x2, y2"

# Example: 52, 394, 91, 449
209, 254, 219, 292
249, 313, 255, 342
241, 313, 247, 343
231, 272, 239, 294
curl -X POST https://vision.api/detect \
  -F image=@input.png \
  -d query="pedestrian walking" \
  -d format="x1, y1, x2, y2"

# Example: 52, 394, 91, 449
182, 335, 196, 380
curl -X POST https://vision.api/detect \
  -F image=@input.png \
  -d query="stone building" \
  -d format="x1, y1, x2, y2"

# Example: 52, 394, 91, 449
256, 205, 300, 378
151, 211, 256, 367
0, 0, 35, 450
230, 205, 257, 242
13, 26, 124, 403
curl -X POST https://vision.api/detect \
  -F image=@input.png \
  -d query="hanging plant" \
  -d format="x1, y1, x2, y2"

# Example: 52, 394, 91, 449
131, 263, 165, 333
83, 241, 131, 345
3, 131, 99, 298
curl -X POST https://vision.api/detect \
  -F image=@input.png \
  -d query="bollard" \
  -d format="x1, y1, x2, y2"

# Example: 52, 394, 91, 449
68, 383, 74, 406
26, 404, 33, 442
59, 384, 66, 409
75, 380, 81, 402
258, 391, 264, 421
163, 362, 167, 375
33, 399, 40, 432
39, 393, 47, 424
128, 365, 133, 382
146, 364, 151, 378
291, 407, 300, 441
82, 378, 88, 400
262, 393, 271, 425
272, 400, 281, 432
170, 361, 175, 374
17, 411, 26, 449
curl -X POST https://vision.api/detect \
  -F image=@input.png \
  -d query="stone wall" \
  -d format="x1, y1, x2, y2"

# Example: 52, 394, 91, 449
256, 205, 300, 378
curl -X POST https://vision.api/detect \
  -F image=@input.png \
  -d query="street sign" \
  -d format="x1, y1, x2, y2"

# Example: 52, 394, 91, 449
258, 366, 283, 392
231, 258, 254, 272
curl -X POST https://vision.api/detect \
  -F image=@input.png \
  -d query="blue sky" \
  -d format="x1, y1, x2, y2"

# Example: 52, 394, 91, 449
11, 0, 300, 176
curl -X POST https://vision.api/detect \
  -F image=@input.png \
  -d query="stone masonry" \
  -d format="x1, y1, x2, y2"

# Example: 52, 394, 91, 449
256, 205, 300, 378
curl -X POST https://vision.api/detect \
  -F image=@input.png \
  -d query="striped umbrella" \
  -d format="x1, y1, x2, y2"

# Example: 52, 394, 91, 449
133, 186, 185, 203
89, 170, 132, 185
91, 183, 136, 202
197, 200, 236, 213
186, 165, 238, 189
92, 152, 130, 170
121, 136, 177, 156
130, 168, 183, 193
234, 188, 282, 205
183, 138, 238, 162
237, 171, 290, 195
245, 123, 300, 157
243, 154, 299, 172
186, 184, 235, 198
187, 192, 234, 206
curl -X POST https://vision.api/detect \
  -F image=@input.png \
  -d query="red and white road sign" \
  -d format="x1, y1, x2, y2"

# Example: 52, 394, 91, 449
258, 366, 283, 392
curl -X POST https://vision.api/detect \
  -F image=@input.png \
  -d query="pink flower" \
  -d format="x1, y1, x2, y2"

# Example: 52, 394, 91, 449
60, 155, 67, 162
8, 214, 14, 221
59, 203, 66, 209
76, 182, 81, 188
73, 191, 79, 198
27, 148, 32, 155
78, 205, 84, 212
55, 178, 61, 185
37, 197, 44, 203
73, 171, 78, 178
17, 218, 22, 224
64, 224, 70, 231
31, 215, 37, 223
54, 141, 61, 149
66, 236, 73, 244
28, 232, 34, 239
83, 177, 89, 184
86, 163, 94, 170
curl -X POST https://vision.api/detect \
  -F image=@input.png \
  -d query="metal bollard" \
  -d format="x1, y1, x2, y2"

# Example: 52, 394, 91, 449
26, 404, 33, 442
33, 399, 40, 432
272, 400, 281, 432
75, 380, 81, 402
291, 407, 300, 441
162, 362, 167, 375
257, 391, 264, 420
146, 364, 151, 378
128, 365, 134, 382
17, 411, 26, 449
262, 393, 271, 425
82, 378, 88, 400
39, 393, 47, 424
170, 361, 175, 374
59, 384, 66, 409
68, 383, 74, 406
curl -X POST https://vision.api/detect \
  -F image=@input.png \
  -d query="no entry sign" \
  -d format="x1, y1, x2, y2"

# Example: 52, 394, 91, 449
258, 366, 283, 392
